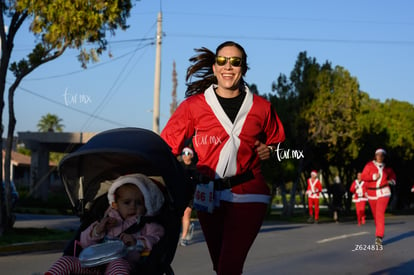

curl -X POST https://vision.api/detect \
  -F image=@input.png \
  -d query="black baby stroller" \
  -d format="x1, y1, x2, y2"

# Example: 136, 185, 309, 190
58, 127, 190, 275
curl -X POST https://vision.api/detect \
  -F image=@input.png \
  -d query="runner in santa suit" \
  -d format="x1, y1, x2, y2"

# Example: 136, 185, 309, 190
161, 41, 285, 275
361, 148, 396, 246
306, 170, 322, 223
350, 172, 368, 226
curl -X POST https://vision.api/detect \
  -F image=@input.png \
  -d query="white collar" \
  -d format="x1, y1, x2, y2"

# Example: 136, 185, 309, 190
204, 84, 253, 177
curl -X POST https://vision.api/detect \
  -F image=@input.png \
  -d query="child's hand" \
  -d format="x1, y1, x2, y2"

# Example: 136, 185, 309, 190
104, 217, 118, 229
95, 217, 117, 234
120, 233, 136, 247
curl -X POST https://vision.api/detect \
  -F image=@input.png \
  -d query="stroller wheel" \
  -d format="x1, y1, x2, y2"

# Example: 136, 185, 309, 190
164, 265, 175, 275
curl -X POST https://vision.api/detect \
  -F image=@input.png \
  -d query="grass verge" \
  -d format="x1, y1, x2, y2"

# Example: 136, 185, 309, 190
0, 227, 74, 246
0, 227, 74, 255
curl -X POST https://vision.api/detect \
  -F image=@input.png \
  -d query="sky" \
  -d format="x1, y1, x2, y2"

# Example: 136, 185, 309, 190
4, 0, 414, 136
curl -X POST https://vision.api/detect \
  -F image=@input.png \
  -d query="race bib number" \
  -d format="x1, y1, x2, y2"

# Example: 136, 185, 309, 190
193, 181, 214, 213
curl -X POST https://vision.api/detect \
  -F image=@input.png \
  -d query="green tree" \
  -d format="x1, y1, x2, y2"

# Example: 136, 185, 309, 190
270, 52, 325, 216
37, 113, 64, 132
0, 0, 133, 233
356, 97, 414, 209
37, 113, 65, 171
271, 51, 414, 214
270, 52, 366, 214
381, 100, 414, 158
302, 65, 363, 211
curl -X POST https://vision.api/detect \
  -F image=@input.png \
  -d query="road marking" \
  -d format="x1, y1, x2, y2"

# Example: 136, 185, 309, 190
317, 231, 369, 244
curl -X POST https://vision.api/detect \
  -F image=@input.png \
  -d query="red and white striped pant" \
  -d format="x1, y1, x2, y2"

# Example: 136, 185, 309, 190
45, 255, 130, 275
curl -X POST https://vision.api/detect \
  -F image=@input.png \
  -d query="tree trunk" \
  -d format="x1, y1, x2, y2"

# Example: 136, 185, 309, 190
3, 78, 21, 231
287, 158, 304, 217
0, 24, 12, 236
0, 7, 28, 235
279, 181, 289, 217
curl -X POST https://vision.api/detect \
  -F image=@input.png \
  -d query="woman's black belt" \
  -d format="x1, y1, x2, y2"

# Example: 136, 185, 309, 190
367, 184, 389, 190
198, 170, 254, 191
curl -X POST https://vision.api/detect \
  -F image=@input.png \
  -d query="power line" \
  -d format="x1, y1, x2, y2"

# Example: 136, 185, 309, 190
80, 42, 152, 131
165, 11, 414, 26
25, 42, 154, 81
10, 81, 128, 127
168, 33, 414, 46
108, 37, 155, 44
12, 37, 154, 53
8, 21, 158, 133
79, 19, 158, 131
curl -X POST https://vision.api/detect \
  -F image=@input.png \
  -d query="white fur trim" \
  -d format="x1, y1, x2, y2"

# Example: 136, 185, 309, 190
375, 148, 386, 155
182, 147, 194, 155
107, 173, 165, 216
204, 84, 253, 178
218, 189, 271, 204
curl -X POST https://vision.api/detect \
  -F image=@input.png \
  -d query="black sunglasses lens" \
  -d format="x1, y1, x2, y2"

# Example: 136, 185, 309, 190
230, 57, 242, 67
216, 56, 227, 66
215, 56, 242, 67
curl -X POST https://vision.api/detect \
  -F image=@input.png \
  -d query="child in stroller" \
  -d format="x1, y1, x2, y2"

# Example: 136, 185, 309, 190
45, 128, 190, 275
46, 173, 165, 275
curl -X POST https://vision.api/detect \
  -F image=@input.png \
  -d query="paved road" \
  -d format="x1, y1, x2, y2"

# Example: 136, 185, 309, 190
1, 214, 413, 274
14, 213, 80, 231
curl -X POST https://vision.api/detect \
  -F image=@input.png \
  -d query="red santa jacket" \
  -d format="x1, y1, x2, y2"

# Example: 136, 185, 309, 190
361, 161, 396, 200
161, 84, 285, 204
306, 178, 322, 199
350, 180, 368, 202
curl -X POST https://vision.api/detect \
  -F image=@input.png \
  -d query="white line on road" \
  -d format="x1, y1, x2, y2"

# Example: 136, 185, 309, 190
316, 231, 369, 244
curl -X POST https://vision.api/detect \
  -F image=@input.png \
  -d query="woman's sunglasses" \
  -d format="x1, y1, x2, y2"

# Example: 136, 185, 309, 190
182, 151, 192, 156
215, 56, 242, 67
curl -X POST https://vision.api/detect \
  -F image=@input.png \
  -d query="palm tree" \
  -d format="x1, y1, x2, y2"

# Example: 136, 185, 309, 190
37, 113, 64, 132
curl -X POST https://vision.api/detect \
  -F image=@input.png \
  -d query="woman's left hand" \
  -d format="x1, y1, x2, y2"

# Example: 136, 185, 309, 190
255, 140, 271, 160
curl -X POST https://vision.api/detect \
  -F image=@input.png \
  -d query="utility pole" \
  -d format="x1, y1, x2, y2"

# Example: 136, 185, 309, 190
152, 11, 162, 134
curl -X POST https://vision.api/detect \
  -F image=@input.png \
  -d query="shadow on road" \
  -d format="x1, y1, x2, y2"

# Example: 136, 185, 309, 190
382, 230, 414, 246
385, 221, 406, 226
259, 225, 304, 233
371, 259, 414, 275
179, 222, 304, 246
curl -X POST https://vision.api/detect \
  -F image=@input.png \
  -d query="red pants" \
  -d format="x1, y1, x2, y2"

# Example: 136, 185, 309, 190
308, 198, 320, 220
355, 201, 366, 225
197, 201, 267, 275
368, 196, 390, 238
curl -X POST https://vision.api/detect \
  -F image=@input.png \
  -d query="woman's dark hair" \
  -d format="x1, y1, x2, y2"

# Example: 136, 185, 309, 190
185, 41, 249, 97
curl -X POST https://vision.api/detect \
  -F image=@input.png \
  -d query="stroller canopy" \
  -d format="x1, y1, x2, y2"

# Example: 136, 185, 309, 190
59, 127, 188, 216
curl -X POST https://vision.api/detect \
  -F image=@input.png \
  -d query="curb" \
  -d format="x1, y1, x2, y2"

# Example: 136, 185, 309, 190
0, 240, 68, 256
